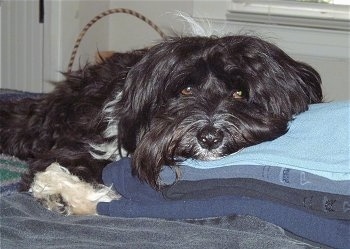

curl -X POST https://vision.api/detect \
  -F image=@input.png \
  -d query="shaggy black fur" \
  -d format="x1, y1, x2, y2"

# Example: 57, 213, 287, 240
0, 35, 322, 191
0, 50, 145, 190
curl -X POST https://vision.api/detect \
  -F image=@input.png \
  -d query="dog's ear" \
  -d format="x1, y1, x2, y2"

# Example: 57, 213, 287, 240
287, 60, 323, 104
116, 41, 188, 153
130, 117, 186, 188
130, 123, 174, 188
258, 38, 322, 117
224, 36, 323, 118
116, 48, 165, 153
262, 56, 323, 118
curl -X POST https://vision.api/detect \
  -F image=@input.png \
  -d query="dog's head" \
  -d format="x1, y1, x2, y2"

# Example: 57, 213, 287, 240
116, 35, 322, 187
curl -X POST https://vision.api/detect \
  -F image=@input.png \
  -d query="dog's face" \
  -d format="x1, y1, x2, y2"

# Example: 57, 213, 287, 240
116, 35, 322, 187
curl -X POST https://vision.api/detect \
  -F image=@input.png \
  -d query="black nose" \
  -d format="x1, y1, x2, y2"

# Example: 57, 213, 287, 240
197, 126, 224, 150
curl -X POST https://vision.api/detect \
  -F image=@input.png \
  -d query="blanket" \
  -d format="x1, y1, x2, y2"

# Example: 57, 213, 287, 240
160, 164, 350, 195
0, 193, 317, 249
161, 178, 350, 220
0, 154, 27, 196
97, 158, 350, 249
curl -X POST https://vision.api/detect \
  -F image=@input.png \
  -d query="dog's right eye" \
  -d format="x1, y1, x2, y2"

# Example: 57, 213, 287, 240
180, 87, 193, 96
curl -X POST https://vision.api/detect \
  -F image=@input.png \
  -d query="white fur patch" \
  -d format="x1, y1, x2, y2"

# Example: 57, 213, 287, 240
30, 163, 120, 215
89, 92, 122, 160
90, 140, 120, 160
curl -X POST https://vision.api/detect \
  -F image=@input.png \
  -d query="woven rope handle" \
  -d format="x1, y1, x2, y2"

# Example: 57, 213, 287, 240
67, 8, 167, 72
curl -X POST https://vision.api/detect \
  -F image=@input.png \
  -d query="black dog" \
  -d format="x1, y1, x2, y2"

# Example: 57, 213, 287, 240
0, 35, 322, 214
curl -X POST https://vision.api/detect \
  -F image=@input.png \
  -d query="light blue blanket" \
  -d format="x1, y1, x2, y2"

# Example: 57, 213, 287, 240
181, 102, 350, 181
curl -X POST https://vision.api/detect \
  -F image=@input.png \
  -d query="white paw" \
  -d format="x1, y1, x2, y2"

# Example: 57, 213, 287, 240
30, 163, 120, 215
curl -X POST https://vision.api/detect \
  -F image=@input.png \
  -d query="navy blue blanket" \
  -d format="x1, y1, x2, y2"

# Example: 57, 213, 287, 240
160, 164, 350, 195
97, 158, 350, 249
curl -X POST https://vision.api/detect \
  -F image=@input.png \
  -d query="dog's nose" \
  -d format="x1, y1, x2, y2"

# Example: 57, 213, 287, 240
197, 126, 224, 150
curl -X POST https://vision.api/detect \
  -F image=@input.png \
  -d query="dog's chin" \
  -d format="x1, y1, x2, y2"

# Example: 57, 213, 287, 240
176, 143, 228, 161
193, 150, 226, 161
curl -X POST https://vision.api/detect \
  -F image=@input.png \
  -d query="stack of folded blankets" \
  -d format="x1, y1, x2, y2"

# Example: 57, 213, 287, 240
97, 101, 350, 249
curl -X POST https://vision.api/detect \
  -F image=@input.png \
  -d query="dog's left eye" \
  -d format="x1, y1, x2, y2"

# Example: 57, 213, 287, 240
232, 90, 244, 99
181, 87, 193, 96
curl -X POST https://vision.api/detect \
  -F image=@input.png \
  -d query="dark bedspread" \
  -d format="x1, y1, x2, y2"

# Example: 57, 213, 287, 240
0, 193, 319, 249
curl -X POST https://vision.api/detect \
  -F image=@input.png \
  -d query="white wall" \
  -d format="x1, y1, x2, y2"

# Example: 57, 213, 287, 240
43, 0, 192, 91
42, 0, 193, 92
107, 0, 193, 52
0, 0, 44, 92
294, 55, 349, 102
43, 0, 111, 92
42, 0, 80, 92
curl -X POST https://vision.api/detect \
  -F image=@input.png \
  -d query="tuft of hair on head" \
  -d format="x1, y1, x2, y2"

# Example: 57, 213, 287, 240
174, 11, 226, 37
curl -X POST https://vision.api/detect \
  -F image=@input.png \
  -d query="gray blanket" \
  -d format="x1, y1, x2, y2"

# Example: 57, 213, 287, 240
0, 193, 319, 249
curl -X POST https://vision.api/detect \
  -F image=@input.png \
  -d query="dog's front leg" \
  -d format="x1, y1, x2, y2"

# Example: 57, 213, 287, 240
29, 163, 120, 215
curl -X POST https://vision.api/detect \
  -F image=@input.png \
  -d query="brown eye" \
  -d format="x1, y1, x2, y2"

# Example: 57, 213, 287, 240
181, 87, 193, 96
232, 90, 243, 99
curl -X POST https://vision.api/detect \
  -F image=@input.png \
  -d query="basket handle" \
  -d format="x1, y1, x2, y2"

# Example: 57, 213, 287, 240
67, 8, 167, 72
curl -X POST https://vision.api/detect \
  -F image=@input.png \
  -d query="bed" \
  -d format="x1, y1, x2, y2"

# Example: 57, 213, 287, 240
1, 90, 349, 249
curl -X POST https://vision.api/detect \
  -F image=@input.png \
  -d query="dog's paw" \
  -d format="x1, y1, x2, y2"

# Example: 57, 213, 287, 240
29, 163, 120, 215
